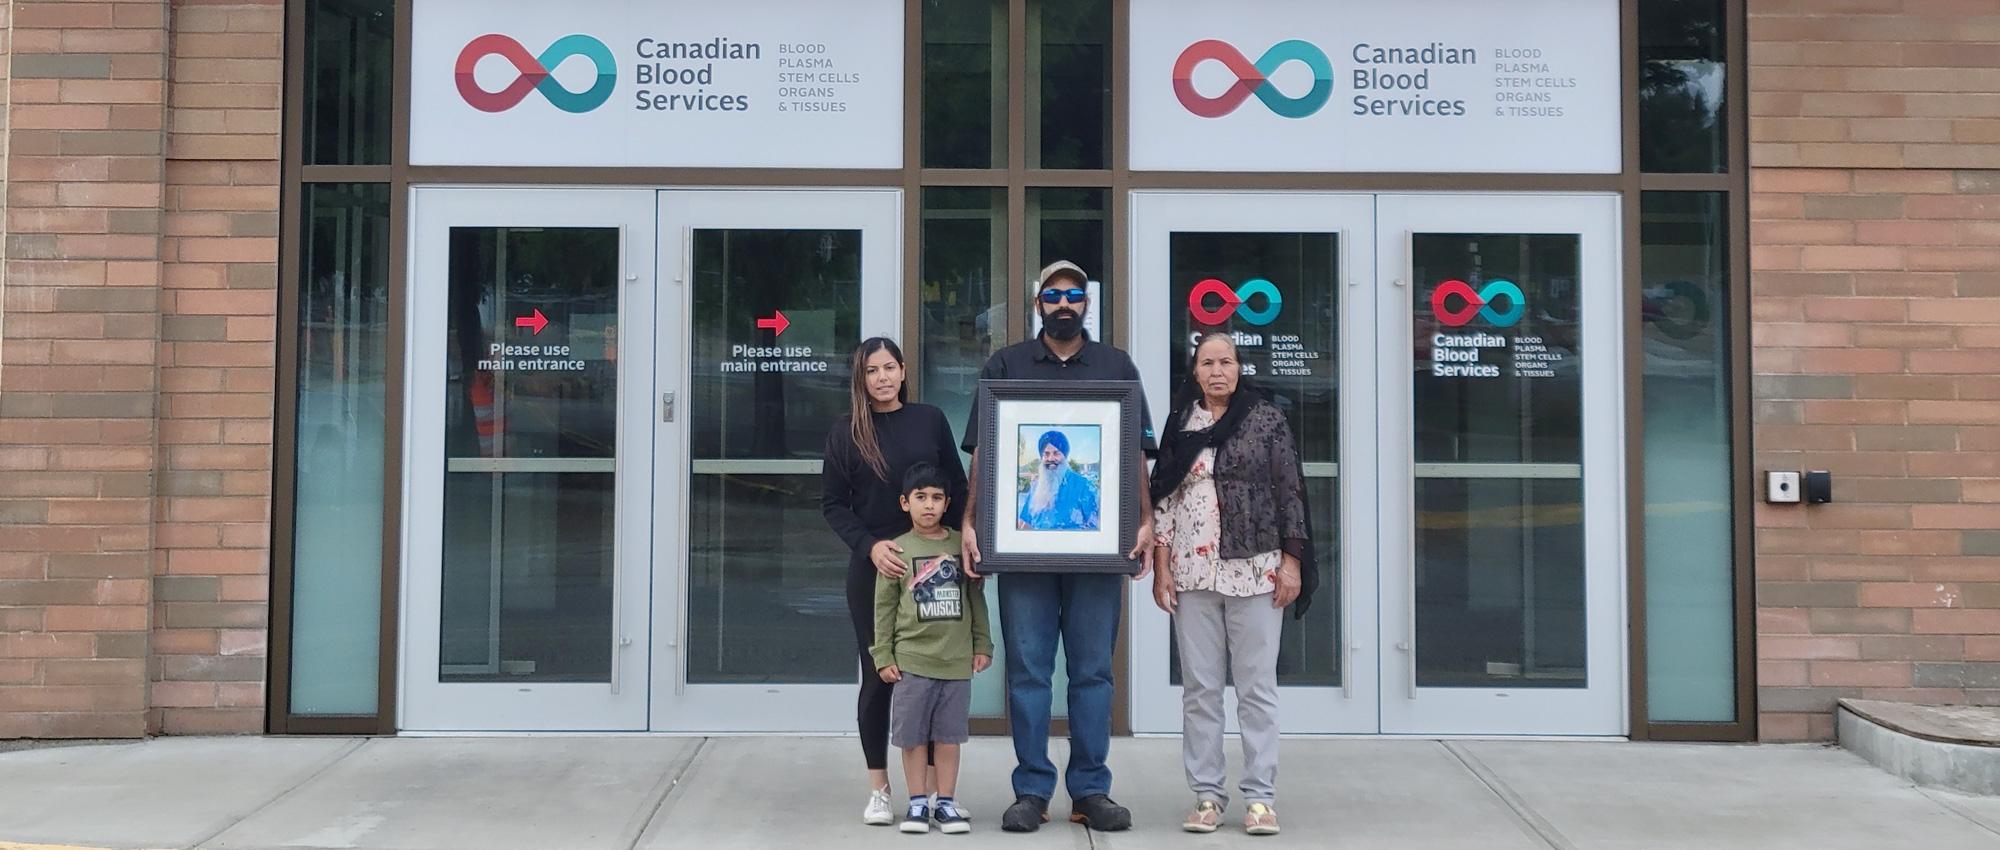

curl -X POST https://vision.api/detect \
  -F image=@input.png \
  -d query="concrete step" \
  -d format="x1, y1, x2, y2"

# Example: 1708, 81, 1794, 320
1839, 698, 2000, 796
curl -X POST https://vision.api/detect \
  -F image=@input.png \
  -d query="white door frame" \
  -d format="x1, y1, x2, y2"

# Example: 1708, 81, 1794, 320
1126, 191, 1627, 737
1127, 191, 1382, 735
401, 186, 657, 732
1375, 193, 1627, 736
651, 188, 903, 732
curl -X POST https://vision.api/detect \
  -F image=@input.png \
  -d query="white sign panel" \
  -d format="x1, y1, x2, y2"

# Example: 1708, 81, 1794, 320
411, 0, 902, 168
1131, 0, 1620, 173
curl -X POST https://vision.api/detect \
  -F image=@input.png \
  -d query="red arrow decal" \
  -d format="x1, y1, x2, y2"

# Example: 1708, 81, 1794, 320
756, 310, 790, 337
515, 308, 549, 335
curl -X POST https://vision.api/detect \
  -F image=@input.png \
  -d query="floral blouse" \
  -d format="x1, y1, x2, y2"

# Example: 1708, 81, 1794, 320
1154, 404, 1280, 597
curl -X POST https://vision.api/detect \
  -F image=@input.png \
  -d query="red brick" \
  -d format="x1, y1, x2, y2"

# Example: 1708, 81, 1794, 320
1809, 661, 1912, 688
1913, 609, 2000, 634
1760, 636, 1863, 660
43, 605, 149, 632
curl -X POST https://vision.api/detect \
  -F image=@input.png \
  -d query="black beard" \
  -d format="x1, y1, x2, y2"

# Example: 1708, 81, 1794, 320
1044, 309, 1083, 340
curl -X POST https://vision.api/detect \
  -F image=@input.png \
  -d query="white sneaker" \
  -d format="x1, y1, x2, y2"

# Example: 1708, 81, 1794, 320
863, 786, 895, 826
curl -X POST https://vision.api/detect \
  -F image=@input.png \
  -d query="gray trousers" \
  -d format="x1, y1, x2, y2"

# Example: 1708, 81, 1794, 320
1175, 589, 1282, 807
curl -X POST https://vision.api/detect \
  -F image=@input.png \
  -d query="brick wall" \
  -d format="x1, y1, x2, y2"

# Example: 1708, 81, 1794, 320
0, 0, 279, 738
148, 0, 280, 732
152, 0, 280, 735
1751, 4, 2000, 741
0, 0, 171, 738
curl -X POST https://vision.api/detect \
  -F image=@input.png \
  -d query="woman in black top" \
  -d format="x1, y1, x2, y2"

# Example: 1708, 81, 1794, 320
822, 336, 967, 825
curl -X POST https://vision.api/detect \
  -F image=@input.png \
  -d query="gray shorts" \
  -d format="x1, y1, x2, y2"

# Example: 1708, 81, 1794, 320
890, 673, 971, 748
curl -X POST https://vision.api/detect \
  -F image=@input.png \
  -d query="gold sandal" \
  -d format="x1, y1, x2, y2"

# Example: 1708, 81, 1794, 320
1245, 802, 1280, 836
1182, 800, 1222, 833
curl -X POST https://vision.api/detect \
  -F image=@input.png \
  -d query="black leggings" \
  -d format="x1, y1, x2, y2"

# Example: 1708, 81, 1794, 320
848, 557, 895, 770
847, 556, 931, 773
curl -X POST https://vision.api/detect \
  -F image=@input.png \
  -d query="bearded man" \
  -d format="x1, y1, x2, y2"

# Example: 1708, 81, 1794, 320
1017, 430, 1099, 531
958, 260, 1156, 834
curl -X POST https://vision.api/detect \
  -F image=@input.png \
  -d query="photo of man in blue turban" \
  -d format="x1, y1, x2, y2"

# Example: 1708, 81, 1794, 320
1016, 428, 1100, 531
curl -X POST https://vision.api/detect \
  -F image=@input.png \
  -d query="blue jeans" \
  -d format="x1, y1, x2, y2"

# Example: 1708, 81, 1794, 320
998, 571, 1122, 800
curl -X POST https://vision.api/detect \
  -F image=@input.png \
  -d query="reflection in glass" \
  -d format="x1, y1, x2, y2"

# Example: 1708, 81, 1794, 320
1639, 0, 1726, 173
921, 188, 1007, 450
1642, 192, 1736, 721
687, 229, 861, 684
923, 0, 1007, 169
305, 0, 393, 165
1413, 235, 1582, 465
290, 183, 389, 713
1027, 188, 1108, 342
1029, 0, 1110, 169
439, 227, 622, 683
1411, 233, 1585, 689
444, 229, 620, 460
440, 473, 615, 682
686, 474, 854, 682
1416, 479, 1585, 688
1163, 232, 1341, 688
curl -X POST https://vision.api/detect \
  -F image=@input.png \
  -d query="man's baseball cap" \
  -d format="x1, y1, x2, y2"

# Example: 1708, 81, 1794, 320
1035, 260, 1088, 291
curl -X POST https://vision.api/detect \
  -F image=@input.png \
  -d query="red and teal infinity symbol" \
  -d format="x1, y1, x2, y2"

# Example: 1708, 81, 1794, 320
1173, 39, 1333, 119
1431, 280, 1526, 328
1189, 278, 1283, 326
456, 34, 617, 114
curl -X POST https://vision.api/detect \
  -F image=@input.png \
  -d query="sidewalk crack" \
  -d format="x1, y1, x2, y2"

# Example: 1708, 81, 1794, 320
1441, 741, 1574, 850
621, 738, 711, 850
191, 737, 369, 849
1919, 786, 2000, 841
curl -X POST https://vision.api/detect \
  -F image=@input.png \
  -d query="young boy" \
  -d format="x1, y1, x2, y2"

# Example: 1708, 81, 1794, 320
872, 462, 992, 835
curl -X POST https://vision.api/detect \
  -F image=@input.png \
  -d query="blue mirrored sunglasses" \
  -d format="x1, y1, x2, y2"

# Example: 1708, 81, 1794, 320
1038, 288, 1088, 304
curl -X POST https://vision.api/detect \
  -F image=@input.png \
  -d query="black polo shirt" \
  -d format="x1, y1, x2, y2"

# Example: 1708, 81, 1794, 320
961, 333, 1157, 455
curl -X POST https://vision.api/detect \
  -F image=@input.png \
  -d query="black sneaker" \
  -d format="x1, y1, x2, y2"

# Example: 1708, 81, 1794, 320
935, 799, 971, 835
900, 799, 930, 834
1000, 795, 1049, 833
1069, 794, 1132, 831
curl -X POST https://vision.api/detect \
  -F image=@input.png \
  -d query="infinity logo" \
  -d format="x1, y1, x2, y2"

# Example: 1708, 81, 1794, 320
1431, 279, 1526, 328
1173, 39, 1334, 119
1189, 278, 1283, 326
456, 34, 617, 114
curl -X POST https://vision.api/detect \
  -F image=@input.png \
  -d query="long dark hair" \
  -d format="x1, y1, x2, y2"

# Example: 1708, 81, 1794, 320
847, 336, 907, 480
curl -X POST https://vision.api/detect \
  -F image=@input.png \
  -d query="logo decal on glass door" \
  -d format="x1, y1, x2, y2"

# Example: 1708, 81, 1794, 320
1188, 278, 1283, 326
1430, 279, 1525, 328
1172, 40, 1334, 119
456, 34, 618, 114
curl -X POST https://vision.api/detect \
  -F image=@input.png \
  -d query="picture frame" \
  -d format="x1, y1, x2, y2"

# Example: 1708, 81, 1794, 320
975, 379, 1143, 573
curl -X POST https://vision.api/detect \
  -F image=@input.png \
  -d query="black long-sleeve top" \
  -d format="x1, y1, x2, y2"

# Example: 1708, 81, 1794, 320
822, 403, 968, 567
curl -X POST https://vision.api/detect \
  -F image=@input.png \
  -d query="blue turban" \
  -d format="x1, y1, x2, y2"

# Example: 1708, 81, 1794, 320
1037, 430, 1069, 456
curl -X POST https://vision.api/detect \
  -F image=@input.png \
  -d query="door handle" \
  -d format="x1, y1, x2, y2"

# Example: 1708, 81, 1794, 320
1397, 640, 1416, 700
662, 391, 676, 422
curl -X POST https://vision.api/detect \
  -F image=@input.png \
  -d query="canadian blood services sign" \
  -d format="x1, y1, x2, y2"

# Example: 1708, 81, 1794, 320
1132, 0, 1621, 173
412, 0, 903, 168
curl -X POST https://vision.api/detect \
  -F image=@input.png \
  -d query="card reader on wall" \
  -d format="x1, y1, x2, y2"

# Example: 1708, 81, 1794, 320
1804, 470, 1833, 504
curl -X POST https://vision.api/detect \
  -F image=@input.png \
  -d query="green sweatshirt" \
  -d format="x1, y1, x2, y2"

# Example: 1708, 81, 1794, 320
870, 529, 992, 680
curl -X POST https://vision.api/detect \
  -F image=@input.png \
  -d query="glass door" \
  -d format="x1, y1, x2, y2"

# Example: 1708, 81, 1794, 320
1128, 192, 1380, 734
402, 188, 656, 731
1376, 194, 1625, 735
652, 189, 902, 731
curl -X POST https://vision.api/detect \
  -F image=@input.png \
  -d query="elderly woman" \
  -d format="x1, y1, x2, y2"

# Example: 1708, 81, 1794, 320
1150, 331, 1316, 837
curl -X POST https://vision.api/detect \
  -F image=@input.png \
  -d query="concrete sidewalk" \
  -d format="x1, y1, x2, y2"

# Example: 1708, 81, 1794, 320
4, 736, 2000, 850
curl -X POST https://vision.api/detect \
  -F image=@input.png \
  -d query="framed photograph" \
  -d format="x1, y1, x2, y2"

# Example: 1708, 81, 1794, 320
975, 379, 1143, 573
